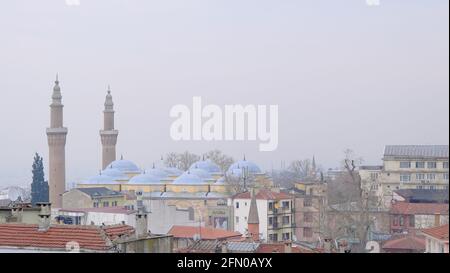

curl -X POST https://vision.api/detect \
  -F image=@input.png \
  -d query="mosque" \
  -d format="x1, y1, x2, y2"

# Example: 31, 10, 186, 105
46, 77, 274, 209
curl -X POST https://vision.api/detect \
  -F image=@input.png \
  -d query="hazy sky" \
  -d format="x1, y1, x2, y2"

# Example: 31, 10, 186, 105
0, 0, 448, 188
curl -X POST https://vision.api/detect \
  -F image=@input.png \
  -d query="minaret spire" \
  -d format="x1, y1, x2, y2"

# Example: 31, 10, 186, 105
46, 75, 68, 208
100, 86, 119, 169
247, 188, 260, 242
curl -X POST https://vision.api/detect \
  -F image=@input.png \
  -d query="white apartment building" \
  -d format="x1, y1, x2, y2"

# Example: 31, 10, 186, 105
360, 145, 449, 208
232, 189, 294, 243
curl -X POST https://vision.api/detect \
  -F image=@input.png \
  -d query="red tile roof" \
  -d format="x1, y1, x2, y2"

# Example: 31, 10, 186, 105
256, 243, 316, 253
168, 225, 242, 240
103, 225, 135, 240
422, 224, 449, 241
234, 189, 293, 200
382, 235, 425, 251
0, 223, 134, 251
391, 202, 449, 215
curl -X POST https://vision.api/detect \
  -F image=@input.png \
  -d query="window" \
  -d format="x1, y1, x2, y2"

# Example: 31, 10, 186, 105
282, 201, 290, 210
269, 233, 278, 242
393, 216, 399, 226
304, 212, 313, 223
268, 202, 274, 211
102, 201, 109, 207
370, 173, 379, 180
282, 216, 290, 225
93, 202, 99, 208
399, 216, 404, 226
444, 162, 449, 169
400, 174, 411, 182
444, 173, 449, 180
416, 173, 426, 180
303, 227, 313, 238
244, 202, 247, 206
282, 232, 290, 241
409, 215, 415, 227
268, 217, 273, 225
416, 162, 425, 168
235, 202, 239, 209
427, 162, 437, 169
235, 216, 239, 224
112, 201, 118, 207
303, 198, 312, 207
426, 173, 436, 180
400, 161, 411, 168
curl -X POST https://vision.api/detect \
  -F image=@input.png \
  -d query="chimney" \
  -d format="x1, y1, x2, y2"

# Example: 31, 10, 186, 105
247, 188, 260, 242
136, 190, 144, 211
323, 238, 332, 253
37, 202, 52, 232
135, 211, 148, 238
284, 242, 292, 253
10, 206, 23, 222
221, 241, 228, 253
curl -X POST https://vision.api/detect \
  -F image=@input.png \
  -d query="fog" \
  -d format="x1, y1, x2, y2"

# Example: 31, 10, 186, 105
0, 0, 448, 187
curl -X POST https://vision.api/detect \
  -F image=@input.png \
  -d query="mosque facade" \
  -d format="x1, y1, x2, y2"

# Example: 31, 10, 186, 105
47, 77, 274, 215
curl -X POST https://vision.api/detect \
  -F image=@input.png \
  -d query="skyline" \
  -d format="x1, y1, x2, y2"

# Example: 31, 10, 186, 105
0, 0, 448, 187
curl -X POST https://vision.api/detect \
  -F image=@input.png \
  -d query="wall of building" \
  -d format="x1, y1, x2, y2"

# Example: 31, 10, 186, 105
233, 198, 268, 241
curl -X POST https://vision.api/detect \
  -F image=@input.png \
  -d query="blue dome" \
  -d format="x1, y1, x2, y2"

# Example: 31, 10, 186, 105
101, 168, 128, 180
144, 168, 169, 179
106, 159, 140, 173
81, 174, 119, 184
228, 160, 262, 174
162, 167, 183, 176
215, 177, 226, 184
188, 168, 212, 180
189, 160, 221, 173
172, 172, 206, 185
128, 173, 163, 184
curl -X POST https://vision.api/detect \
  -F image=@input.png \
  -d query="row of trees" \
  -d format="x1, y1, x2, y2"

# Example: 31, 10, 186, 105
163, 150, 234, 172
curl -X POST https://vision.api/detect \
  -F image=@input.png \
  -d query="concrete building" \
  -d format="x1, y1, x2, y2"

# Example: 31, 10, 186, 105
390, 202, 449, 234
62, 187, 125, 209
381, 145, 449, 207
233, 189, 294, 243
422, 224, 449, 253
46, 76, 68, 208
100, 87, 119, 169
56, 207, 136, 226
286, 181, 327, 244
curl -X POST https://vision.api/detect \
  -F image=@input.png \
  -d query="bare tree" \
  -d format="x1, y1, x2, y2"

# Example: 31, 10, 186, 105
164, 152, 179, 168
289, 159, 311, 179
163, 151, 200, 171
323, 149, 380, 253
203, 150, 234, 172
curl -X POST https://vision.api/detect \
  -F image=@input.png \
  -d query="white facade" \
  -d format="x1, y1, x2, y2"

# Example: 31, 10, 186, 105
233, 198, 268, 241
425, 236, 449, 253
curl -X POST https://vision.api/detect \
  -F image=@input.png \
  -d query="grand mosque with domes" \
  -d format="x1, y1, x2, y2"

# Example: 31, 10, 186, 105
46, 77, 274, 209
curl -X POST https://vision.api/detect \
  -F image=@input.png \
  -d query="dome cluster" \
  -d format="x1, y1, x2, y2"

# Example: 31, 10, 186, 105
80, 158, 264, 186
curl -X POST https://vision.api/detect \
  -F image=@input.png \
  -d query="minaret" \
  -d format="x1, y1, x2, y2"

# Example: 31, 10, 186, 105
46, 75, 68, 208
247, 188, 260, 242
100, 86, 118, 169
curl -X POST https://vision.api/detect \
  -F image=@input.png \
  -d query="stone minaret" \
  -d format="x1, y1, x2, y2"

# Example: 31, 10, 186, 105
247, 188, 260, 242
46, 75, 68, 208
100, 86, 118, 169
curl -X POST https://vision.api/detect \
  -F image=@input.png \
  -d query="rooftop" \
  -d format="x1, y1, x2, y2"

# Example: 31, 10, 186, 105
382, 234, 425, 251
384, 145, 449, 159
421, 224, 449, 241
233, 189, 293, 201
168, 225, 242, 240
394, 189, 449, 204
59, 207, 136, 215
74, 187, 123, 198
391, 202, 449, 215
0, 223, 134, 251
